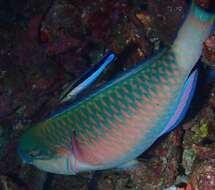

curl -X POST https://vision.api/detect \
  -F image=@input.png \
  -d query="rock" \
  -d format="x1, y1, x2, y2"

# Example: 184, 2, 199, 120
190, 159, 215, 190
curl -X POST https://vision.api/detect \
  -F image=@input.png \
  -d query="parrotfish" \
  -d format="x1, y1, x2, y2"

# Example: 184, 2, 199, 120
18, 1, 215, 175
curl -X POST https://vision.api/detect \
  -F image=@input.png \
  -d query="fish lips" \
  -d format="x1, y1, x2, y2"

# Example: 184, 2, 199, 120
17, 146, 33, 165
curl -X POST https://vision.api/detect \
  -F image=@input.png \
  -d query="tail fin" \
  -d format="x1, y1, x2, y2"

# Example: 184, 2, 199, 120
193, 0, 215, 14
172, 0, 214, 71
192, 0, 215, 22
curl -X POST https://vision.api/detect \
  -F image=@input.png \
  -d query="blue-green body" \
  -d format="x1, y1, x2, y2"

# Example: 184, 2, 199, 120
18, 2, 214, 175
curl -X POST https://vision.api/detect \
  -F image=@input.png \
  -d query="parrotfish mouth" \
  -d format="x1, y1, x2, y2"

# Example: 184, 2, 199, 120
17, 146, 33, 165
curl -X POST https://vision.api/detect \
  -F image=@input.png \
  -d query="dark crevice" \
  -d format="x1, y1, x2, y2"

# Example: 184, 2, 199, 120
7, 174, 28, 189
87, 171, 102, 190
177, 128, 186, 177
42, 173, 54, 190
201, 138, 215, 145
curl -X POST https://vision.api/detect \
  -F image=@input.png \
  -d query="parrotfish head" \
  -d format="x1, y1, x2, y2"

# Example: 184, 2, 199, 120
18, 126, 56, 164
18, 127, 75, 174
18, 125, 96, 174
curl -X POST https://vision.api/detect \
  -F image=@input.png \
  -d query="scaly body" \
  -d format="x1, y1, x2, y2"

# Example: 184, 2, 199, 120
18, 2, 215, 174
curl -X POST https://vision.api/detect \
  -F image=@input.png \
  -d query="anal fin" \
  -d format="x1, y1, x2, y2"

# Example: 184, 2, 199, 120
159, 68, 198, 136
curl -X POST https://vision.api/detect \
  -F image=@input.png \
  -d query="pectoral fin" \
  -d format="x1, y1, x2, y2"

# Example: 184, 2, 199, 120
71, 131, 83, 160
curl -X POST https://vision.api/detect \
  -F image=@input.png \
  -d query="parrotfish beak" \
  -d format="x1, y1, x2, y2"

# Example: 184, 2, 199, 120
17, 146, 33, 165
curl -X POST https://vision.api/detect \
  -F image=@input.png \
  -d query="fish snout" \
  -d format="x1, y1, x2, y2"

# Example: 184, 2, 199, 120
17, 146, 33, 164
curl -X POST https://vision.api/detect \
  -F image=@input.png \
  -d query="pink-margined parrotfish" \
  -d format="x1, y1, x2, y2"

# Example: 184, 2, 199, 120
18, 1, 215, 175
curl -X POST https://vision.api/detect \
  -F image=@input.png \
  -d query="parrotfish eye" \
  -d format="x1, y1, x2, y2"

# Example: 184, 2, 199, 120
27, 149, 52, 160
28, 150, 41, 158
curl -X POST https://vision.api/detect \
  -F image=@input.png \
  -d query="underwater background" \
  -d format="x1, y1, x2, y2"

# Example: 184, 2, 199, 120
0, 0, 215, 189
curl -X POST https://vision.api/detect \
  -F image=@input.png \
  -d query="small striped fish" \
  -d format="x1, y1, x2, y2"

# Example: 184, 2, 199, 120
59, 51, 116, 102
18, 1, 215, 174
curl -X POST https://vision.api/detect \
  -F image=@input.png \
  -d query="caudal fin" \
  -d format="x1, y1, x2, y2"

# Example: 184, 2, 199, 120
191, 0, 214, 22
193, 0, 215, 13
